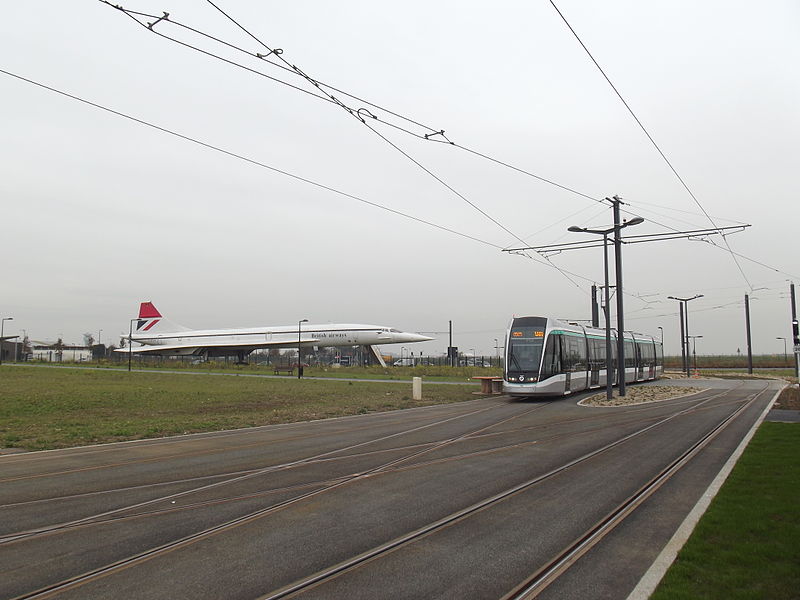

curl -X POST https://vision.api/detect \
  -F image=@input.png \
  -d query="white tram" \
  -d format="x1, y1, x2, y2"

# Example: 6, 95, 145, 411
503, 316, 663, 397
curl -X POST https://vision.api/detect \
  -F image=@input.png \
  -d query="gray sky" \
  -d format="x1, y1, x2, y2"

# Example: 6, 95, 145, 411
1, 0, 798, 357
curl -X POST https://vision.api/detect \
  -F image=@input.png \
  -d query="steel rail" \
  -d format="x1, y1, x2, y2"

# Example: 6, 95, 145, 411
7, 385, 749, 599
5, 395, 715, 545
0, 402, 506, 544
503, 383, 770, 599
7, 400, 556, 599
253, 387, 743, 599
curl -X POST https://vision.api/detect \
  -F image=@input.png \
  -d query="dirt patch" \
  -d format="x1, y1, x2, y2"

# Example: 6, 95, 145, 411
579, 385, 705, 407
775, 386, 800, 410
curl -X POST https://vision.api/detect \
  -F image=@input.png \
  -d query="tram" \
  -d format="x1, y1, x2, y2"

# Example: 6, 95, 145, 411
503, 316, 663, 397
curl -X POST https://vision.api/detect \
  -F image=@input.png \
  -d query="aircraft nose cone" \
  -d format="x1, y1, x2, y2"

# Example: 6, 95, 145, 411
405, 333, 434, 343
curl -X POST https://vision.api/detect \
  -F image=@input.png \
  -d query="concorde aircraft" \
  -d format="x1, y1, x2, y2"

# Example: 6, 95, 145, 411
116, 302, 433, 366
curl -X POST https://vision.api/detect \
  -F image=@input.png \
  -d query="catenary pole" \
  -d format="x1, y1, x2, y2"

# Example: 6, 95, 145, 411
612, 196, 626, 396
791, 283, 799, 380
745, 294, 753, 374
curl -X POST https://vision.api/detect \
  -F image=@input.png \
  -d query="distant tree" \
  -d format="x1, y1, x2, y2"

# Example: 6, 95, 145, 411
119, 337, 127, 348
83, 333, 95, 348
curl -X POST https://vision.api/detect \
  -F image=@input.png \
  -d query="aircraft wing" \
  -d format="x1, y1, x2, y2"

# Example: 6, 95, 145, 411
114, 338, 320, 355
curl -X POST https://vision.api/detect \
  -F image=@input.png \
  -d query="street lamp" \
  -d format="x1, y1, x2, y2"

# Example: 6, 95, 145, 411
568, 215, 644, 398
657, 326, 664, 345
777, 337, 787, 366
298, 319, 308, 378
128, 318, 138, 372
0, 317, 13, 366
667, 294, 704, 377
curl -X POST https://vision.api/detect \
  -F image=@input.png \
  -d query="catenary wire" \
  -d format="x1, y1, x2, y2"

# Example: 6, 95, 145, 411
97, 1, 793, 283
198, 0, 587, 290
103, 1, 572, 281
0, 67, 500, 252
98, 2, 744, 249
547, 0, 753, 290
0, 67, 610, 289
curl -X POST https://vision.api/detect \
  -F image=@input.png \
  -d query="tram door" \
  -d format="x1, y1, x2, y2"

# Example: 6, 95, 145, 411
564, 371, 571, 393
636, 343, 644, 380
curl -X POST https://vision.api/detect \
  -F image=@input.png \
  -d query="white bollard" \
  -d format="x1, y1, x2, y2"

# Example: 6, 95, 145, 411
412, 376, 422, 400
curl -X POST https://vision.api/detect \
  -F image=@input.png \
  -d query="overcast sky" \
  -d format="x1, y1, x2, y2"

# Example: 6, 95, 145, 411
1, 0, 798, 357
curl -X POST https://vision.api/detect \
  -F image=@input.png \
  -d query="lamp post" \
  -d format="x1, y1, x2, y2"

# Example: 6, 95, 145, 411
568, 215, 644, 399
657, 326, 664, 346
298, 319, 308, 378
0, 317, 13, 366
776, 337, 787, 366
128, 318, 138, 372
667, 294, 703, 377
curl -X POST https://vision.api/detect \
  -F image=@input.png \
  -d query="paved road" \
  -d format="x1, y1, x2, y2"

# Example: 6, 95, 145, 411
0, 378, 780, 599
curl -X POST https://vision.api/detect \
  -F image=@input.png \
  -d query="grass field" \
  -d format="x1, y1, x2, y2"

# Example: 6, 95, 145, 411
652, 422, 800, 600
0, 367, 477, 451
29, 359, 502, 383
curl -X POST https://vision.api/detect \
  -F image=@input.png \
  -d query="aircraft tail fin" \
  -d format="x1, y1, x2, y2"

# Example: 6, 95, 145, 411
133, 302, 188, 333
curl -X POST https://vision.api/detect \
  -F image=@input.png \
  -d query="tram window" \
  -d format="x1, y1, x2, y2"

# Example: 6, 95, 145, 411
625, 340, 636, 368
507, 327, 545, 373
563, 335, 586, 372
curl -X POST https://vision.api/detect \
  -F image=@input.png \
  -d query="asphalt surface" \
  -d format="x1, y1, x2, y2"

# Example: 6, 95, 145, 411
0, 378, 781, 600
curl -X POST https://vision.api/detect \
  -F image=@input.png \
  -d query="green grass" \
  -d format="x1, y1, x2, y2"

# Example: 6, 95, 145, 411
0, 367, 477, 451
652, 423, 800, 600
30, 359, 501, 382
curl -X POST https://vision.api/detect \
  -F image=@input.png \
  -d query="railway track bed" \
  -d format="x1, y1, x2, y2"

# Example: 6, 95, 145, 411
0, 379, 779, 600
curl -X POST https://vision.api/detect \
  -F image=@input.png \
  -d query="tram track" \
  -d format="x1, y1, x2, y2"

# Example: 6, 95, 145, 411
502, 381, 772, 599
1, 399, 554, 547
5, 399, 564, 600
248, 385, 761, 600
1, 386, 740, 546
3, 382, 767, 600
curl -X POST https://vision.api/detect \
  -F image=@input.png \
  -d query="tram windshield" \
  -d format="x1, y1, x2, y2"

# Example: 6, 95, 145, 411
507, 327, 545, 372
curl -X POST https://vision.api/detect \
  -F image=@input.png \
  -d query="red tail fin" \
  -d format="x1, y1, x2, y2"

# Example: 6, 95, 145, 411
139, 302, 162, 319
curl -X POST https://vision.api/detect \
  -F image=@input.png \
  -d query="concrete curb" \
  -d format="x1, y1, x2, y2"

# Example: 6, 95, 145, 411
626, 384, 784, 600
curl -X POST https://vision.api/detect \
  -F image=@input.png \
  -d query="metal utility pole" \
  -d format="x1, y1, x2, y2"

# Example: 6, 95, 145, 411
567, 209, 644, 398
298, 319, 308, 378
449, 320, 454, 367
745, 294, 753, 374
591, 284, 599, 328
602, 234, 613, 399
612, 196, 627, 396
678, 303, 686, 374
791, 283, 799, 380
668, 294, 703, 377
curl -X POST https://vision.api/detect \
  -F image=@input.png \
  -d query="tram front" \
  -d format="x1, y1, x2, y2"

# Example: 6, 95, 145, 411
503, 316, 547, 397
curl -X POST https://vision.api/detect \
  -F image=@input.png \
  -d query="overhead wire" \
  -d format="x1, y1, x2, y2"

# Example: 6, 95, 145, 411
0, 66, 614, 289
198, 0, 585, 290
0, 67, 500, 251
547, 0, 754, 290
97, 1, 792, 285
